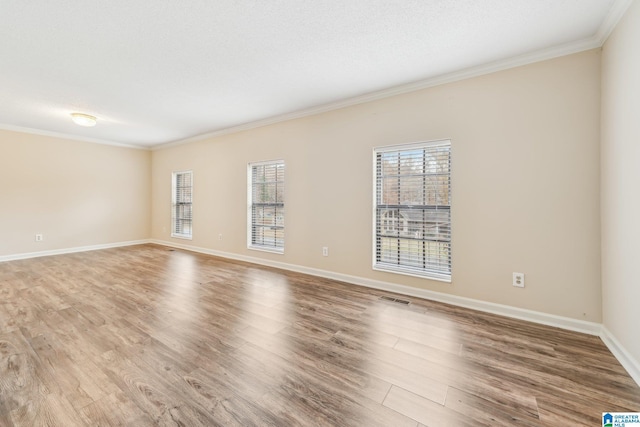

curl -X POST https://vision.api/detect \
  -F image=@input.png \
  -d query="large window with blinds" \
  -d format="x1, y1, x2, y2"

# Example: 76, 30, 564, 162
248, 160, 285, 253
171, 171, 193, 239
374, 140, 451, 281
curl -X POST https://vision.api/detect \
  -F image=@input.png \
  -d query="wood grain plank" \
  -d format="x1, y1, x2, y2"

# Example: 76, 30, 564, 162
383, 385, 477, 427
444, 386, 541, 426
0, 244, 637, 425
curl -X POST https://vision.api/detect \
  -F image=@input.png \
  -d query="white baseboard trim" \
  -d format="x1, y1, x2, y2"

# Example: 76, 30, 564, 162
3, 238, 637, 387
600, 326, 640, 387
0, 239, 151, 263
150, 239, 602, 336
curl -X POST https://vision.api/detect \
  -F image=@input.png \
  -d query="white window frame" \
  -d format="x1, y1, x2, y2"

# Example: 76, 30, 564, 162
247, 160, 285, 254
372, 140, 451, 282
171, 170, 193, 240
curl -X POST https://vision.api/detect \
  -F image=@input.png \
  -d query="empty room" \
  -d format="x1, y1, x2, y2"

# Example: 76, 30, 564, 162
1, 1, 639, 426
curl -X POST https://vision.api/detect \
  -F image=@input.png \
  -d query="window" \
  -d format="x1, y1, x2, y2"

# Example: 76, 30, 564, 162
374, 140, 451, 281
171, 171, 193, 239
248, 160, 285, 253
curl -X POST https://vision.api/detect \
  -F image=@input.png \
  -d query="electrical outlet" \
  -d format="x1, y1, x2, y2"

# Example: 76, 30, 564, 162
322, 247, 329, 257
513, 272, 525, 288
218, 234, 223, 241
35, 234, 43, 242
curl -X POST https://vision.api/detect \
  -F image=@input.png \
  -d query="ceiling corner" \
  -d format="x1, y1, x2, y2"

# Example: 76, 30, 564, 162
595, 0, 633, 45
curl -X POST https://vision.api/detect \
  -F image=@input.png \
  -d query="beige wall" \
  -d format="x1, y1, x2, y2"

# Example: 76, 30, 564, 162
0, 129, 151, 256
152, 50, 602, 322
601, 2, 640, 365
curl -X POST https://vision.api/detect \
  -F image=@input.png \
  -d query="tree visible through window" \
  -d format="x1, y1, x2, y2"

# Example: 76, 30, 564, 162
374, 141, 451, 280
172, 171, 193, 239
248, 160, 284, 252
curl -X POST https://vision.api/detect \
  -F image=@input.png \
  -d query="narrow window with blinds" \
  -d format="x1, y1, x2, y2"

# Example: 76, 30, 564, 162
248, 160, 285, 253
374, 140, 451, 281
171, 171, 193, 239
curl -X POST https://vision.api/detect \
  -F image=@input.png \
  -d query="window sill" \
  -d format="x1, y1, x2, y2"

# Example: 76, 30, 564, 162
248, 245, 284, 255
373, 264, 451, 283
171, 234, 193, 240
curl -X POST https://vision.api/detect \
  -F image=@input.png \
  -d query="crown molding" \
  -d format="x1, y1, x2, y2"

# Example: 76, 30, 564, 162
6, 0, 631, 153
0, 123, 149, 150
155, 0, 633, 152
154, 35, 604, 151
595, 0, 633, 45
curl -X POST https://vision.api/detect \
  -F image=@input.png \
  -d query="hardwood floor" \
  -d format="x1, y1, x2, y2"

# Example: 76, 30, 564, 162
0, 244, 638, 426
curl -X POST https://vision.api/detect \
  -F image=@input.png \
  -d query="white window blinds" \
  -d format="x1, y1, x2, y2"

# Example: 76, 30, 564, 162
248, 160, 285, 252
172, 171, 193, 239
374, 141, 451, 281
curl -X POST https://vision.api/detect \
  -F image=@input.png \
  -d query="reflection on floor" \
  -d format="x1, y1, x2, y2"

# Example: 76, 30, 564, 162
0, 244, 638, 426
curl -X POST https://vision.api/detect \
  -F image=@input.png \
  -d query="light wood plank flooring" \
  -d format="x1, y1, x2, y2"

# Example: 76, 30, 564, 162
0, 244, 638, 426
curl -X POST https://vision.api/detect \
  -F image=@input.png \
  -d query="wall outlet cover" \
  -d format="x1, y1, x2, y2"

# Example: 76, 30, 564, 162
513, 272, 525, 288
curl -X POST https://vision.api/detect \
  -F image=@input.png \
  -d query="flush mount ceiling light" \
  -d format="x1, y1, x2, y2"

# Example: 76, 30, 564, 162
70, 113, 97, 127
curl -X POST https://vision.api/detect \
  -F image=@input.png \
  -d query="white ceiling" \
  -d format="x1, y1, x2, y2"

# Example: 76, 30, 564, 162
0, 0, 628, 149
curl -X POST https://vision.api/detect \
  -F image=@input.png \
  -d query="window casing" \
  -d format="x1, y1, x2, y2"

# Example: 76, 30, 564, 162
171, 171, 193, 239
248, 160, 285, 253
373, 140, 451, 281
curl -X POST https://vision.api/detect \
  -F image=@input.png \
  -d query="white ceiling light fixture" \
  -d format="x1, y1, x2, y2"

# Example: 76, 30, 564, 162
70, 113, 97, 127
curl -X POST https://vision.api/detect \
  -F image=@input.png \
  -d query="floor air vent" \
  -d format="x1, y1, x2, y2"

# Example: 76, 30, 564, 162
379, 295, 411, 305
